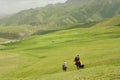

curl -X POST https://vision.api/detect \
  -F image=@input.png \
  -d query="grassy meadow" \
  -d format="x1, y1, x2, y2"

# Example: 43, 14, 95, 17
0, 20, 120, 80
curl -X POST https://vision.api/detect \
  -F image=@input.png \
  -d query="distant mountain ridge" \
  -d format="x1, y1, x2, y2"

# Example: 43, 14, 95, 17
0, 0, 120, 28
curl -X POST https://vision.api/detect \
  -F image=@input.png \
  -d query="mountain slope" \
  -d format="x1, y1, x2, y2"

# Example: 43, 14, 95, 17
0, 14, 119, 43
95, 15, 120, 26
0, 15, 120, 80
0, 0, 120, 27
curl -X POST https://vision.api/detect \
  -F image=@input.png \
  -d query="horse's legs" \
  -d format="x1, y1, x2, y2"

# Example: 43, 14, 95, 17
76, 65, 79, 69
63, 67, 67, 71
64, 67, 67, 71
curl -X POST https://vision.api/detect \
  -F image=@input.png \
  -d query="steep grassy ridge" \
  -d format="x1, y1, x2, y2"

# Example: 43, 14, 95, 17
0, 19, 120, 80
0, 0, 120, 27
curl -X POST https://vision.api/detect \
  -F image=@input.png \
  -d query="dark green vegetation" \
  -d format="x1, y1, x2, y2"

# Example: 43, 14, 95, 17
0, 15, 120, 80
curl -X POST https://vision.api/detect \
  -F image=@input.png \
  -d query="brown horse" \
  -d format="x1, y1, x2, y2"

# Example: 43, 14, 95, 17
75, 61, 84, 69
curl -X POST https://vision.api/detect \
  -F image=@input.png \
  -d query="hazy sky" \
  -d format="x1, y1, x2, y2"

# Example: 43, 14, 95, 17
0, 0, 67, 15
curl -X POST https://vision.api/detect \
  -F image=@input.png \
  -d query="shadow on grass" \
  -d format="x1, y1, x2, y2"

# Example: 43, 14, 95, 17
25, 53, 47, 60
32, 22, 100, 36
25, 46, 55, 51
0, 47, 15, 51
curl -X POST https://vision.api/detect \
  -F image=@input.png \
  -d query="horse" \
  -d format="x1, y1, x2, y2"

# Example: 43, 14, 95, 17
75, 61, 84, 69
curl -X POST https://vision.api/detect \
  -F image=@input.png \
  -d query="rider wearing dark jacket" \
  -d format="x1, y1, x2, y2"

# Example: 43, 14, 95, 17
74, 55, 80, 65
74, 55, 84, 69
74, 55, 80, 62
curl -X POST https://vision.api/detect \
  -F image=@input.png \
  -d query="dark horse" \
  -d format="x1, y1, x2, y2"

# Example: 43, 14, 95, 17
75, 61, 84, 69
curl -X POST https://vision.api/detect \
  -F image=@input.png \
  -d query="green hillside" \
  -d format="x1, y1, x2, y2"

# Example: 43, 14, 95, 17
0, 0, 120, 43
0, 0, 120, 27
0, 16, 120, 80
0, 0, 120, 79
95, 15, 120, 26
0, 25, 40, 42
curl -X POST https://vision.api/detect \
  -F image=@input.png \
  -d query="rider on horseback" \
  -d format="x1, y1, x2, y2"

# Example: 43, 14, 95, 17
62, 61, 67, 71
74, 55, 81, 65
74, 55, 84, 69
